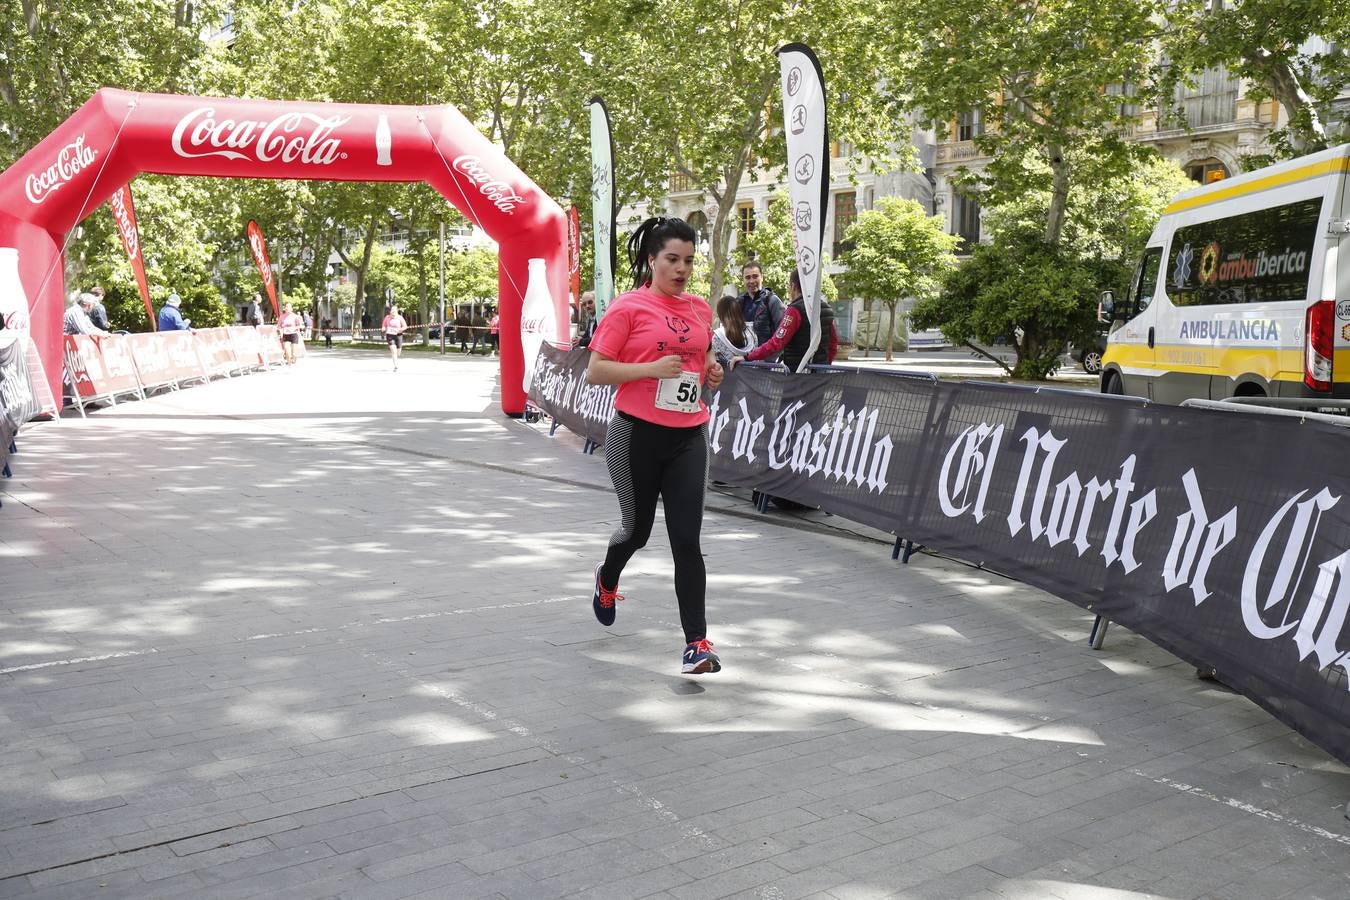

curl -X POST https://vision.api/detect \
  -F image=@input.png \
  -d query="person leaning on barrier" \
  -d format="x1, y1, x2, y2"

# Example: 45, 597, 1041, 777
86, 285, 110, 331
64, 293, 109, 336
727, 268, 836, 372
157, 293, 191, 332
712, 294, 756, 369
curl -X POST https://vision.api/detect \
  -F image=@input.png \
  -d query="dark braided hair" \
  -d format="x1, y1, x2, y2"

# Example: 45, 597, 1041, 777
626, 216, 697, 290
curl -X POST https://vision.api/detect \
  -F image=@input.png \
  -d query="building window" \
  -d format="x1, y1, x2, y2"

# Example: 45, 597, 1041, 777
1186, 159, 1229, 184
830, 140, 855, 159
670, 171, 691, 192
737, 202, 756, 238
953, 192, 981, 250
833, 192, 857, 257
957, 110, 983, 142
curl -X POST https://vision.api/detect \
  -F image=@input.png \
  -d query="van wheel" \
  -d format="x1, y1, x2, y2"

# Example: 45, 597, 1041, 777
1081, 349, 1103, 374
1234, 382, 1266, 398
1102, 372, 1123, 395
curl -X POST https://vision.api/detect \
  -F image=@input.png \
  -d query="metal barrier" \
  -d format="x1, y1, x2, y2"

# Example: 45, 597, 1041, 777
1182, 396, 1350, 428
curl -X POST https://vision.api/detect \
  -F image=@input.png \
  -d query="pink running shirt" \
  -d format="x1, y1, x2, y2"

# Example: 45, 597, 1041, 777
588, 286, 713, 427
382, 314, 406, 335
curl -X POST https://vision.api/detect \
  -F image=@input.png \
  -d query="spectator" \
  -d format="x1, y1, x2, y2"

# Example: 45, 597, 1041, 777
157, 293, 191, 332
247, 294, 265, 326
576, 291, 597, 348
736, 261, 785, 360
64, 294, 108, 335
455, 307, 473, 353
711, 294, 756, 369
471, 309, 488, 354
729, 268, 836, 372
277, 303, 303, 365
86, 285, 110, 331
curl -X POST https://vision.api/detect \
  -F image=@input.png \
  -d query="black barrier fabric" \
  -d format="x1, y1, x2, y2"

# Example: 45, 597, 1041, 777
709, 367, 1350, 763
0, 335, 39, 474
528, 343, 616, 443
530, 349, 1350, 762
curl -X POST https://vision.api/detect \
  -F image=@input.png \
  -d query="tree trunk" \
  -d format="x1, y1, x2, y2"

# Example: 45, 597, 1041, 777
884, 302, 896, 361
707, 187, 741, 302
333, 216, 379, 333
1044, 143, 1071, 246
1259, 52, 1326, 152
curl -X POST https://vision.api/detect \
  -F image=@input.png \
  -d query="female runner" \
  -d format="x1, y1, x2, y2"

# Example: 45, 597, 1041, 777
585, 217, 725, 674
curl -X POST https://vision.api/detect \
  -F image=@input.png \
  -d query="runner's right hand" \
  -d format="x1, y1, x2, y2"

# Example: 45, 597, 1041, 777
649, 355, 683, 378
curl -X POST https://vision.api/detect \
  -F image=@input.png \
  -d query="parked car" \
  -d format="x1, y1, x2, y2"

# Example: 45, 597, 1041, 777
1072, 332, 1107, 374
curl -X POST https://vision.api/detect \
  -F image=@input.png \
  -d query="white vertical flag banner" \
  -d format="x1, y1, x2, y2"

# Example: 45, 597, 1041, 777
776, 43, 830, 372
588, 97, 617, 320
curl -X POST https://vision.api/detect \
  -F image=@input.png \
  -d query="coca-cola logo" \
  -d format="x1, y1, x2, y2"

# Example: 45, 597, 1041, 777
248, 231, 274, 288
452, 155, 527, 214
171, 107, 350, 165
110, 189, 140, 260
521, 315, 551, 334
25, 135, 97, 205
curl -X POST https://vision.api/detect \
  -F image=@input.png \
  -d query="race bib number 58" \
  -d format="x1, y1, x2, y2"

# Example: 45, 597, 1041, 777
655, 370, 701, 413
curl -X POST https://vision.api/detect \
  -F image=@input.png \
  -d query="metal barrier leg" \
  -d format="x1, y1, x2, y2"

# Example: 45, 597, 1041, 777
901, 540, 920, 564
892, 537, 902, 560
549, 420, 560, 436
753, 490, 770, 513
1088, 616, 1109, 650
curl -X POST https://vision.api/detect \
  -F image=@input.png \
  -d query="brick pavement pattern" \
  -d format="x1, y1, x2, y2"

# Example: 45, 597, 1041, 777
1, 350, 1347, 899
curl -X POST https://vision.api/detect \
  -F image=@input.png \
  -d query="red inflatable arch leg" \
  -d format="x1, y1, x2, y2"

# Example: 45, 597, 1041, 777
0, 88, 569, 416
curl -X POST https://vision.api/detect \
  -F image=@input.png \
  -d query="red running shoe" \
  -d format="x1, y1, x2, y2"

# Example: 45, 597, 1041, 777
592, 563, 622, 626
681, 639, 721, 674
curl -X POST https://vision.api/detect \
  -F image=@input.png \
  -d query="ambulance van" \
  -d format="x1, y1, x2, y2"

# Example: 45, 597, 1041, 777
1100, 143, 1350, 403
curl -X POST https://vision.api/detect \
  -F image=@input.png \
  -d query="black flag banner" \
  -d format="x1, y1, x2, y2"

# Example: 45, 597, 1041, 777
531, 351, 1350, 762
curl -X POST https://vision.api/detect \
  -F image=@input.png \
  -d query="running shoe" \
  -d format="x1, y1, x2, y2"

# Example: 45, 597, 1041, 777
681, 639, 721, 674
592, 563, 622, 626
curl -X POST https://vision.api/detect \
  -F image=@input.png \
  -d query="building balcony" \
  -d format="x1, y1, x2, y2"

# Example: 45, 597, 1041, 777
934, 140, 992, 168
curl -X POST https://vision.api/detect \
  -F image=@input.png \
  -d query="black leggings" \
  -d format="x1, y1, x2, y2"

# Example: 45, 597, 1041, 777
601, 411, 709, 644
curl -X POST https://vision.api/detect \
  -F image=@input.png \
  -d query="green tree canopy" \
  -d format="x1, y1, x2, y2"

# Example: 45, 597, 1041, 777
888, 0, 1163, 246
1161, 1, 1350, 159
838, 197, 959, 360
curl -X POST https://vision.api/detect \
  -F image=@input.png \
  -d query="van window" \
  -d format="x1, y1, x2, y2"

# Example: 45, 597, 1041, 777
1165, 198, 1321, 306
1132, 247, 1162, 314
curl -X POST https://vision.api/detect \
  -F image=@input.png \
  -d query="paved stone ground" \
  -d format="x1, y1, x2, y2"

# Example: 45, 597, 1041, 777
1, 349, 1346, 900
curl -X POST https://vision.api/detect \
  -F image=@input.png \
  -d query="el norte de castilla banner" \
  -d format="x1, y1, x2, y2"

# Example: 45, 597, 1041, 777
530, 347, 1350, 763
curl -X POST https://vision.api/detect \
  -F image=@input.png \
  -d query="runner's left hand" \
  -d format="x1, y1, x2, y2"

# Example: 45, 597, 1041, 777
705, 360, 724, 389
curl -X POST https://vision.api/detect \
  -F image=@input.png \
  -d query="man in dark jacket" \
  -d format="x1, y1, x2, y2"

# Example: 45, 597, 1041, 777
736, 261, 784, 360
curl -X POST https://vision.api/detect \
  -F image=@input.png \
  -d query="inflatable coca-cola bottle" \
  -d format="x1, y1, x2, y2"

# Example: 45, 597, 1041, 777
519, 257, 556, 393
0, 247, 30, 331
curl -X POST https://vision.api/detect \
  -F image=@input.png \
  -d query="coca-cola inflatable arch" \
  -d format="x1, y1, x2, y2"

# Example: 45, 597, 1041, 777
0, 88, 568, 415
